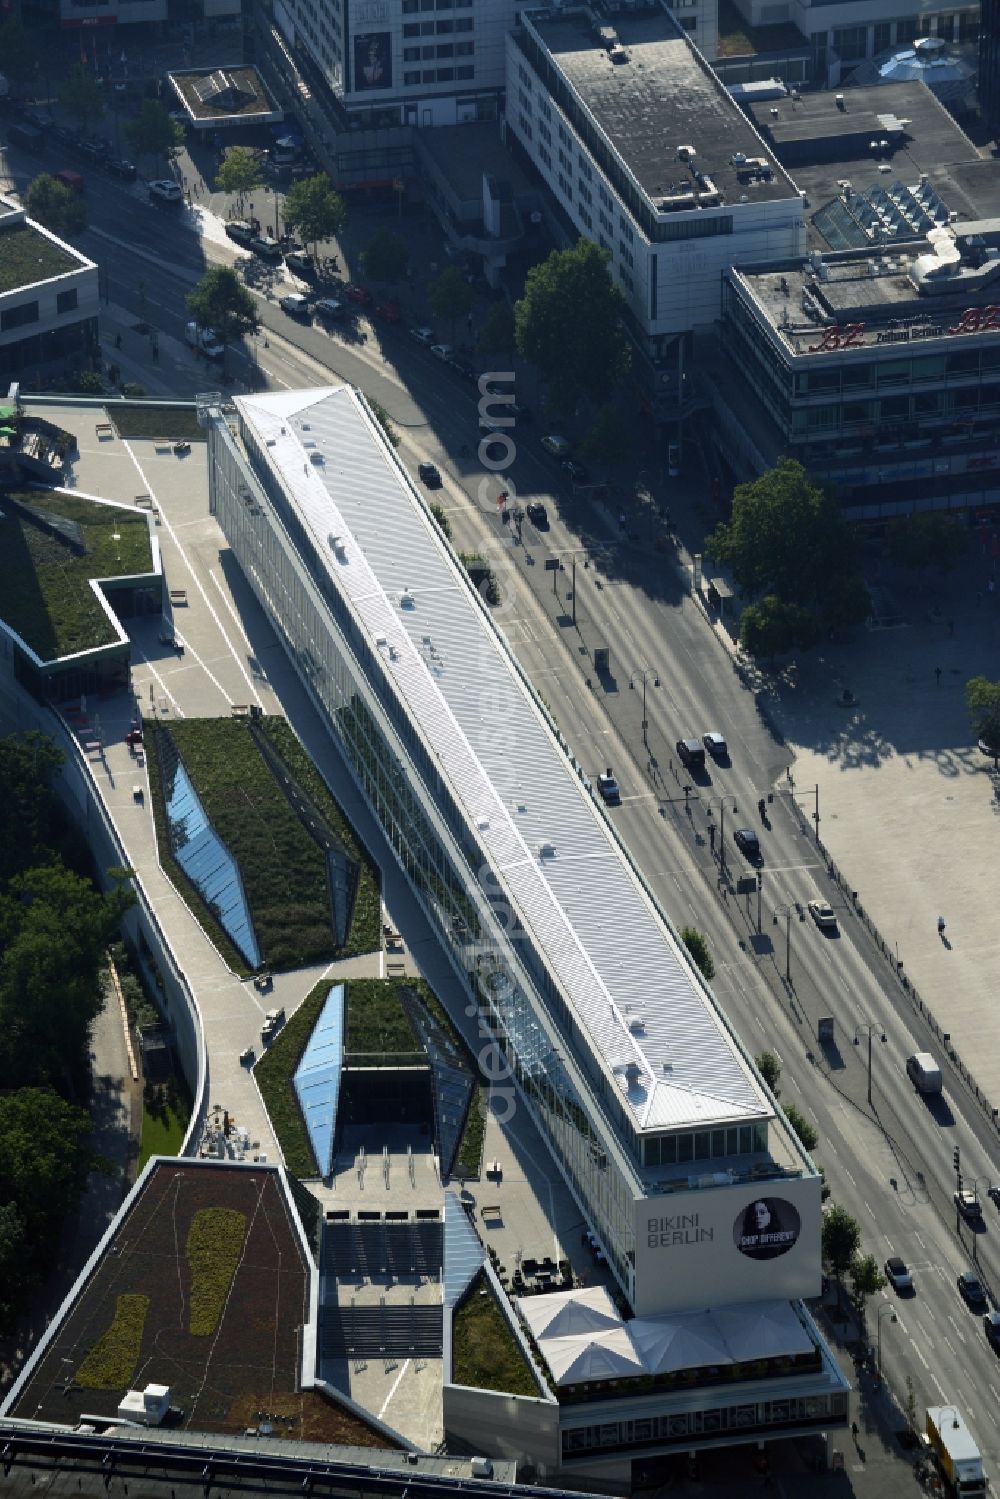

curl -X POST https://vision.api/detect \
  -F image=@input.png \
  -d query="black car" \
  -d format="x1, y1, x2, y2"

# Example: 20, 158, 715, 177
449, 357, 479, 384
107, 157, 137, 181
526, 502, 548, 528
418, 462, 442, 488
734, 827, 762, 863
562, 458, 590, 484
597, 769, 621, 805
959, 1270, 988, 1307
225, 220, 255, 247
676, 737, 706, 771
250, 235, 283, 261
285, 251, 316, 279
703, 732, 728, 761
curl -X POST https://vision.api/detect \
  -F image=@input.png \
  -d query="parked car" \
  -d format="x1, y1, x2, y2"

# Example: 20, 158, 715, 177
148, 179, 182, 203
958, 1269, 988, 1307
449, 356, 478, 383
250, 235, 282, 261
313, 298, 344, 321
225, 220, 255, 247
430, 342, 454, 362
376, 301, 402, 323
884, 1256, 913, 1293
597, 769, 621, 805
526, 502, 548, 528
676, 737, 705, 771
702, 731, 728, 761
107, 157, 137, 181
279, 292, 310, 317
561, 458, 590, 483
284, 251, 316, 279
733, 827, 762, 863
985, 1309, 1000, 1348
347, 284, 374, 306
418, 462, 442, 488
541, 434, 571, 459
668, 442, 680, 477
807, 899, 838, 930
409, 326, 436, 346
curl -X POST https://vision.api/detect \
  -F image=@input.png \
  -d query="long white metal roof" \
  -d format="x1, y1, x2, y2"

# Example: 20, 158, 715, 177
235, 386, 770, 1135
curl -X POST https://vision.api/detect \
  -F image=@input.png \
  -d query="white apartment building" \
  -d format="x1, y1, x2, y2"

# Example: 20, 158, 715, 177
504, 8, 805, 351
273, 0, 519, 126
0, 195, 98, 384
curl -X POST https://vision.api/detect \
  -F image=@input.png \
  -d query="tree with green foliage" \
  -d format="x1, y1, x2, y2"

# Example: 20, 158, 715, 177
849, 1252, 887, 1325
360, 227, 409, 285
429, 264, 475, 345
709, 459, 866, 640
215, 146, 265, 214
783, 1103, 819, 1153
0, 20, 38, 93
186, 267, 260, 377
581, 405, 628, 468
125, 100, 184, 174
0, 1087, 90, 1246
25, 174, 88, 237
755, 1051, 781, 1093
366, 394, 399, 448
740, 595, 820, 660
0, 731, 65, 884
59, 63, 105, 135
680, 925, 715, 981
477, 300, 516, 359
887, 511, 968, 574
282, 174, 346, 259
515, 239, 630, 411
967, 675, 1000, 765
822, 1203, 861, 1307
0, 864, 132, 1094
0, 1201, 27, 1333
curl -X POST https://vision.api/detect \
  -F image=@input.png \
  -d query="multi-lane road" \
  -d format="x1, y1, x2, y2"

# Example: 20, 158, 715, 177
11, 148, 1000, 1474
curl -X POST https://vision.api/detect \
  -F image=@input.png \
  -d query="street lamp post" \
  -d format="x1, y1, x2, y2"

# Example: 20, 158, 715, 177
629, 667, 660, 748
876, 1303, 897, 1382
853, 1020, 887, 1106
773, 902, 795, 984
547, 547, 590, 626
704, 794, 739, 876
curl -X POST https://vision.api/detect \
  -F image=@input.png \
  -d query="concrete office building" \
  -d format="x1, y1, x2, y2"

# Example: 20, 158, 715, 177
503, 5, 804, 398
207, 384, 848, 1470
728, 0, 977, 85
272, 0, 516, 128
0, 194, 97, 383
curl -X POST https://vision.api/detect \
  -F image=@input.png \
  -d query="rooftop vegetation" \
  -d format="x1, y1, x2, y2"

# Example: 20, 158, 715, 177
452, 1271, 540, 1397
0, 491, 152, 660
0, 221, 78, 293
108, 403, 204, 443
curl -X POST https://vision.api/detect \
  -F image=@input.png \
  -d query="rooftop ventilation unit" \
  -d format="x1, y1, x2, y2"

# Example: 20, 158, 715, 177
677, 144, 697, 161
628, 1017, 646, 1034
309, 450, 324, 465
400, 589, 416, 608
538, 841, 556, 859
609, 43, 628, 63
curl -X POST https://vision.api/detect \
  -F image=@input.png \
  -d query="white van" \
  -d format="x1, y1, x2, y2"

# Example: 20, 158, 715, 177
906, 1051, 942, 1094
185, 322, 224, 361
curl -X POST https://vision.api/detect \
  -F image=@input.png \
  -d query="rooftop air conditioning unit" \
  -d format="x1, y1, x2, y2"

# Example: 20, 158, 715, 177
400, 589, 416, 608
677, 144, 697, 160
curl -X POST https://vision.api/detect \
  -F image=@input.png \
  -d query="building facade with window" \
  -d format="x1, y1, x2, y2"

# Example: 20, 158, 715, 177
504, 8, 804, 362
0, 195, 97, 383
207, 383, 848, 1475
272, 0, 518, 128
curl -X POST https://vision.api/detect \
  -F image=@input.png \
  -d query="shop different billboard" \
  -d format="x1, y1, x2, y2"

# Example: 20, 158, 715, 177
353, 31, 392, 91
632, 1174, 821, 1316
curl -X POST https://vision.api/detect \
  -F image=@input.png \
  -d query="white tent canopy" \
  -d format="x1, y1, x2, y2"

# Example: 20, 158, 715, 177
517, 1285, 621, 1341
543, 1327, 645, 1385
629, 1313, 730, 1375
714, 1301, 813, 1362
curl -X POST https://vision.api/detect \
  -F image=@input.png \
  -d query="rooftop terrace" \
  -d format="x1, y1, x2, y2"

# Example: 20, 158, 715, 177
0, 219, 84, 294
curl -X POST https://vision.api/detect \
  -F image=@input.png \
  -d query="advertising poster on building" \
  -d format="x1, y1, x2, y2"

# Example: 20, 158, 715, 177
632, 1175, 821, 1316
353, 31, 392, 91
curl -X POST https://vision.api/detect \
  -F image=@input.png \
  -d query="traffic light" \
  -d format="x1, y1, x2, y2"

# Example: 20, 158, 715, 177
954, 1147, 961, 1173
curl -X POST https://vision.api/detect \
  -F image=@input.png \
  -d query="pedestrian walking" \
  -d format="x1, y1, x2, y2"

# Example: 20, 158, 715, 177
989, 578, 996, 599
947, 618, 955, 635
935, 665, 942, 686
938, 916, 946, 935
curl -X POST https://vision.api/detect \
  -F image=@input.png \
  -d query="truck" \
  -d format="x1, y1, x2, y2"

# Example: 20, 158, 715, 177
906, 1051, 943, 1094
184, 321, 224, 361
926, 1406, 986, 1497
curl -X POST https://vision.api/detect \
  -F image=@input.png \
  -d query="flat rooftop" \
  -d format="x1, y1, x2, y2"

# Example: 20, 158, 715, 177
746, 81, 1000, 249
167, 66, 279, 124
0, 215, 85, 294
527, 11, 797, 209
233, 387, 776, 1146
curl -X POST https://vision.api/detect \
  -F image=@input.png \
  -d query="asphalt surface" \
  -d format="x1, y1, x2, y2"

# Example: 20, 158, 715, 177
4, 124, 1000, 1495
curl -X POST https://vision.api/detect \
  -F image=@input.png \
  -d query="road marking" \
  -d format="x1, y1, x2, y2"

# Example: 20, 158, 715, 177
863, 1200, 876, 1220
930, 1372, 949, 1403
845, 1169, 857, 1186
914, 1232, 926, 1249
990, 1383, 1000, 1404
947, 1314, 967, 1344
378, 1356, 411, 1419
910, 1342, 930, 1370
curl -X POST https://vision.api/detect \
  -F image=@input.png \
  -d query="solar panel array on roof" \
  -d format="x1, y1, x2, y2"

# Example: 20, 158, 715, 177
234, 388, 770, 1138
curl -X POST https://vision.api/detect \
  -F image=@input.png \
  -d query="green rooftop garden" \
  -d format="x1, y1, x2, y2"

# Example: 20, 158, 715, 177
452, 1271, 541, 1397
0, 491, 153, 660
144, 716, 380, 975
109, 404, 204, 443
345, 976, 421, 1055
0, 222, 79, 293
